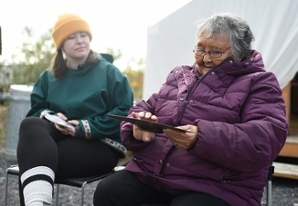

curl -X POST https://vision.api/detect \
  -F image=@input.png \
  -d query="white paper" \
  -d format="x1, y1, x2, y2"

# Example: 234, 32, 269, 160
44, 112, 74, 128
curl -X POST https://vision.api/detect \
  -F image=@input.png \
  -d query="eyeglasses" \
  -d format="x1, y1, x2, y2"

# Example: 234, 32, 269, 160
193, 46, 230, 58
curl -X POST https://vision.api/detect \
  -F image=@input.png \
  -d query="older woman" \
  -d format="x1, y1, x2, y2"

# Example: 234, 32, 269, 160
93, 13, 288, 206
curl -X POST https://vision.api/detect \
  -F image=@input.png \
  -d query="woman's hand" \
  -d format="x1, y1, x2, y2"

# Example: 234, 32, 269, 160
53, 113, 78, 136
164, 125, 198, 150
131, 112, 157, 142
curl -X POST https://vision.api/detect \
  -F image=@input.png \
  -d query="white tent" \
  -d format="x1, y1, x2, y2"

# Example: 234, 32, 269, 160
144, 0, 298, 100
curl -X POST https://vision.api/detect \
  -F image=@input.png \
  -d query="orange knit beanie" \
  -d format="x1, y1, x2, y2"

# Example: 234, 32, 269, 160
52, 13, 92, 50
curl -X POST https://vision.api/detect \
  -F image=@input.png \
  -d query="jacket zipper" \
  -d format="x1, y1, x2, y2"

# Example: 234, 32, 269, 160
177, 67, 204, 123
221, 168, 227, 183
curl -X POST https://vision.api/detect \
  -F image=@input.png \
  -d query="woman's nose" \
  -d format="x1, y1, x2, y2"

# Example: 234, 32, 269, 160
76, 37, 82, 43
203, 52, 212, 61
75, 35, 83, 43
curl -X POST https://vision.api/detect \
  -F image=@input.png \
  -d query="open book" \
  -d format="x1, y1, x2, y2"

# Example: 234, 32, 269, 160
107, 114, 187, 133
44, 112, 75, 128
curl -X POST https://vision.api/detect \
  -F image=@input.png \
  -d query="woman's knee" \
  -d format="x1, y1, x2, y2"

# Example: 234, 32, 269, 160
93, 171, 135, 205
172, 192, 229, 206
93, 175, 117, 205
18, 116, 56, 153
19, 116, 44, 132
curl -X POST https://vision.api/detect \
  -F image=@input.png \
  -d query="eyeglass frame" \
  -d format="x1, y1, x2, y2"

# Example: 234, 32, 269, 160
193, 46, 231, 58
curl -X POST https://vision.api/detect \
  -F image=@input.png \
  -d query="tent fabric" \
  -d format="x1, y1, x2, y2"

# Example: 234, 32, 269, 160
144, 0, 298, 100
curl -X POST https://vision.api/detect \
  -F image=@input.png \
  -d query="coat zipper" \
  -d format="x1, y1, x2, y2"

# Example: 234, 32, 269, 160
177, 68, 204, 123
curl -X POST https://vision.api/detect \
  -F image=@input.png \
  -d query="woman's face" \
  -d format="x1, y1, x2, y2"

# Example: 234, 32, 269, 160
194, 34, 233, 75
62, 32, 90, 61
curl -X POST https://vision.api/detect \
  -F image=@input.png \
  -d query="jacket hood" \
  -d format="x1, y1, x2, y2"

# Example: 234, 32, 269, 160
196, 50, 266, 77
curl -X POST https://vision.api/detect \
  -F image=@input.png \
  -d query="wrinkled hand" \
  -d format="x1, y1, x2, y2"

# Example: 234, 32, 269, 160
164, 125, 198, 150
132, 112, 157, 142
53, 113, 78, 136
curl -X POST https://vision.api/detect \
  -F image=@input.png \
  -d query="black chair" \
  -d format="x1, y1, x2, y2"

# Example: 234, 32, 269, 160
5, 160, 274, 206
261, 164, 275, 206
4, 155, 131, 206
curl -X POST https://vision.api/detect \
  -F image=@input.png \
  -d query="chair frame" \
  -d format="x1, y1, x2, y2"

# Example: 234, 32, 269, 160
4, 164, 124, 206
262, 164, 275, 206
5, 164, 274, 206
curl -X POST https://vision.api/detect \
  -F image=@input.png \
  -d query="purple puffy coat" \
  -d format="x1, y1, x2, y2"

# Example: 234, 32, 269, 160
121, 51, 288, 206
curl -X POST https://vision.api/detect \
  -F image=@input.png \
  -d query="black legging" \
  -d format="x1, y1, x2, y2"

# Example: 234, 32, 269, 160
93, 170, 230, 206
17, 116, 121, 205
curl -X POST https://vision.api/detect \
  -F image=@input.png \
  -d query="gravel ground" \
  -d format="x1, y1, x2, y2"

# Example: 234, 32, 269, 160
0, 147, 298, 206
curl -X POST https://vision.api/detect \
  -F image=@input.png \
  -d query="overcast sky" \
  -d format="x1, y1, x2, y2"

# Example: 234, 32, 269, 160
0, 0, 191, 68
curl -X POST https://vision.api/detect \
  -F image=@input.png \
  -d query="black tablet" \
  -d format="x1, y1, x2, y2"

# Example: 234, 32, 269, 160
107, 114, 186, 133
